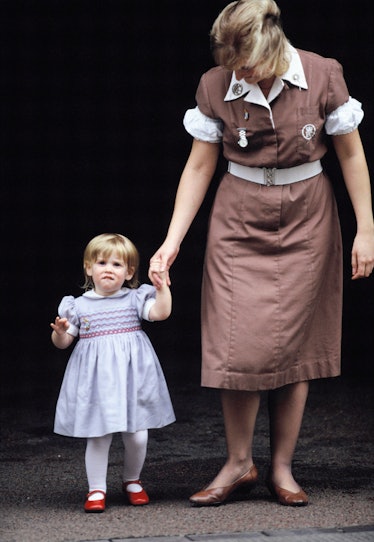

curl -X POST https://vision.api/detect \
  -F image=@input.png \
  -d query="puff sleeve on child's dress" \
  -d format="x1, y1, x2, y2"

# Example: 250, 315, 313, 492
134, 284, 157, 321
58, 296, 80, 337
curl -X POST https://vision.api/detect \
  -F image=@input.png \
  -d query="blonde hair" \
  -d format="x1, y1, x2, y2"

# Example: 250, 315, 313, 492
83, 233, 140, 290
210, 0, 290, 78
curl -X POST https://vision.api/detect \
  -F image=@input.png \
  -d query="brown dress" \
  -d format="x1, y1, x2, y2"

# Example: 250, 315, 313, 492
193, 50, 350, 391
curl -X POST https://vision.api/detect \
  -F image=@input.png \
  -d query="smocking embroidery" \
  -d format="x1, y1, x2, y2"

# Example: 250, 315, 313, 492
78, 307, 141, 339
80, 325, 142, 339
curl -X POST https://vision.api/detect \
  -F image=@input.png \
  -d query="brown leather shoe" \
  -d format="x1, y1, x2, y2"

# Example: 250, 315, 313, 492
189, 464, 258, 506
267, 479, 308, 506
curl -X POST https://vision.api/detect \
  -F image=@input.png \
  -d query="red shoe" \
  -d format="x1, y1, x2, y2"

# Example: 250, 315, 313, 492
84, 490, 106, 513
122, 480, 149, 505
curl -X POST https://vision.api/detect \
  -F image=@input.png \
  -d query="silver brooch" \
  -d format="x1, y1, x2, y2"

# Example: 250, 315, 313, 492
232, 83, 243, 96
237, 128, 248, 148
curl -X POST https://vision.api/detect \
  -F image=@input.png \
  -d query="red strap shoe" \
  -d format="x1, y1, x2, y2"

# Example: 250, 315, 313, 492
122, 480, 149, 505
84, 490, 106, 513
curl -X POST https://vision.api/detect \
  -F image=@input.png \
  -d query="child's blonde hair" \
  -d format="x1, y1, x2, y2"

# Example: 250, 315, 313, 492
83, 233, 140, 290
210, 0, 290, 79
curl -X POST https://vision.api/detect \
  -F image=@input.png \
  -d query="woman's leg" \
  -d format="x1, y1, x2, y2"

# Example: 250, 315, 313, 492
206, 389, 260, 489
85, 433, 113, 495
268, 381, 309, 492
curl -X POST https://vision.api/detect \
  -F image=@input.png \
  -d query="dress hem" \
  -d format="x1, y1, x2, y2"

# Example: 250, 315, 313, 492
54, 415, 176, 439
201, 359, 341, 391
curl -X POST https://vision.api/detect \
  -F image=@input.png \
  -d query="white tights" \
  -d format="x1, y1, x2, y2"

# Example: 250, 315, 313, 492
85, 430, 148, 494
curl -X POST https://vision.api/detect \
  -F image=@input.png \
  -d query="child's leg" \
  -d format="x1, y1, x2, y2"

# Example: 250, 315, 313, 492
85, 433, 113, 498
121, 430, 148, 486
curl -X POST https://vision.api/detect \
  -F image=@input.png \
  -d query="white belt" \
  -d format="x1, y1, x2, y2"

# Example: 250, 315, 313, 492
228, 160, 322, 186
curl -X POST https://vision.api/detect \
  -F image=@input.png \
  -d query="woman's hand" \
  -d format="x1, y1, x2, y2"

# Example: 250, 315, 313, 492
148, 242, 180, 288
148, 259, 168, 289
351, 230, 374, 279
333, 130, 374, 280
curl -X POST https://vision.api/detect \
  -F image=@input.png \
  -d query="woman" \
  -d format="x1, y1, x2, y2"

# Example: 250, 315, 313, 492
149, 0, 374, 507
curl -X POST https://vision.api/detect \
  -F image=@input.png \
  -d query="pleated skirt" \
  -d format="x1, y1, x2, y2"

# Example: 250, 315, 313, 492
201, 171, 342, 391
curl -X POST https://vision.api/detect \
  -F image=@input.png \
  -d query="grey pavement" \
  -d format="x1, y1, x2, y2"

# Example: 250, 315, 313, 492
1, 374, 373, 542
78, 525, 374, 542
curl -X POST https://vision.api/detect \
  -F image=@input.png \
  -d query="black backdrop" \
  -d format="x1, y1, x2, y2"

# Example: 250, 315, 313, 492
1, 0, 373, 407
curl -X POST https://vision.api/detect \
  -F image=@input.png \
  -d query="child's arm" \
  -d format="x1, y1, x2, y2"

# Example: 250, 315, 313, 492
148, 263, 172, 321
50, 317, 75, 349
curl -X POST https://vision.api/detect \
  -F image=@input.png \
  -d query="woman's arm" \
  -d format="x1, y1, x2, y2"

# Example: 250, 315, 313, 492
149, 139, 220, 286
332, 129, 374, 279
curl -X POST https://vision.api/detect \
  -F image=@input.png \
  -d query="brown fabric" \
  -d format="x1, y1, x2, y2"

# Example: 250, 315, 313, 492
194, 49, 348, 391
201, 171, 342, 391
196, 49, 349, 169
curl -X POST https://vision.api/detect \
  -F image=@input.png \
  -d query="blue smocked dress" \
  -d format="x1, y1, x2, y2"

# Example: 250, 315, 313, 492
54, 285, 175, 438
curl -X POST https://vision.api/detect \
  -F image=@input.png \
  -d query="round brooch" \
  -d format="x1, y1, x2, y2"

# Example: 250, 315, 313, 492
232, 83, 243, 96
302, 124, 316, 141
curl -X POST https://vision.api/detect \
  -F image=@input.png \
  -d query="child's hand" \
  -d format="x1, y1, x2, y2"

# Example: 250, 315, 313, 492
51, 316, 74, 349
148, 242, 178, 288
149, 260, 168, 289
50, 316, 70, 335
148, 260, 172, 320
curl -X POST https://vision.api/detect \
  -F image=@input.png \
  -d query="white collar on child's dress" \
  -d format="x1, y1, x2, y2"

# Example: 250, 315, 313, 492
224, 43, 308, 106
83, 287, 130, 299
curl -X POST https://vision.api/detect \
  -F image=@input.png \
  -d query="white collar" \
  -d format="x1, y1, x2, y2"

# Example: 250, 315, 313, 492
83, 287, 130, 299
281, 44, 308, 89
224, 43, 308, 105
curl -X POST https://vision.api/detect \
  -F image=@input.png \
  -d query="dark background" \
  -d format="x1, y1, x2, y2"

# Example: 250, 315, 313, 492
1, 0, 373, 409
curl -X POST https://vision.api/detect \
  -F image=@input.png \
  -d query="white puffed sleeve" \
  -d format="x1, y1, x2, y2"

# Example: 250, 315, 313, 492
58, 296, 80, 337
183, 106, 223, 143
135, 284, 156, 322
325, 97, 364, 135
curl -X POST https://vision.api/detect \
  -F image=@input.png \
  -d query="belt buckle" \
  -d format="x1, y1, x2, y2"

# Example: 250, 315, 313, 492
263, 167, 276, 186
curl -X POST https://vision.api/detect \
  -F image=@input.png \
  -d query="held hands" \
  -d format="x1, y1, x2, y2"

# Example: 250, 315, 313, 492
148, 243, 180, 289
351, 230, 374, 280
148, 259, 170, 290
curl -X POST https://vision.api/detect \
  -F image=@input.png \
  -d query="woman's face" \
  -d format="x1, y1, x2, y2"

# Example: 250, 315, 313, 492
235, 64, 260, 83
234, 60, 272, 84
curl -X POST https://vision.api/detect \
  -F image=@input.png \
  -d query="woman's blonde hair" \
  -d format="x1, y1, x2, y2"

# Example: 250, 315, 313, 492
210, 0, 290, 78
83, 233, 140, 290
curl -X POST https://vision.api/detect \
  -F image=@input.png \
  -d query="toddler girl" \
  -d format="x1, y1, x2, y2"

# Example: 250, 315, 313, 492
51, 233, 175, 512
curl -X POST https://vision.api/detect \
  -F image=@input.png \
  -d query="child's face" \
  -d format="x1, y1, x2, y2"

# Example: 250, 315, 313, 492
86, 251, 134, 296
